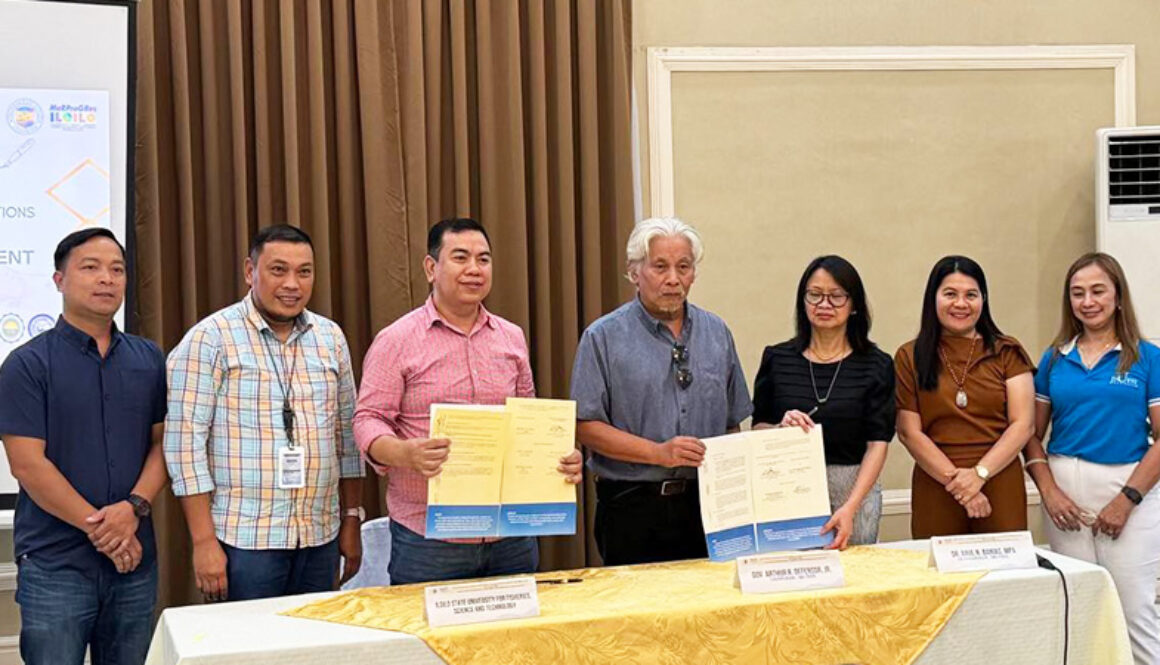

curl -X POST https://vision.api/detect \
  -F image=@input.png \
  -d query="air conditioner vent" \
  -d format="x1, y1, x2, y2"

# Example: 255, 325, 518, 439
1108, 135, 1160, 207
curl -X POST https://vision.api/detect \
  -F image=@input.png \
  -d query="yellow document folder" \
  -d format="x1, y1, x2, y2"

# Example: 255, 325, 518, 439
425, 398, 577, 539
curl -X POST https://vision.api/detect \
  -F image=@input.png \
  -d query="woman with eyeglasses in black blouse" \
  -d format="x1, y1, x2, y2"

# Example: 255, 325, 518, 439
752, 256, 895, 548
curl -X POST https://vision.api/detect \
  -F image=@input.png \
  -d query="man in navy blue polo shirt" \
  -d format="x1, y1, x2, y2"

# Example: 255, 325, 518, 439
0, 228, 168, 665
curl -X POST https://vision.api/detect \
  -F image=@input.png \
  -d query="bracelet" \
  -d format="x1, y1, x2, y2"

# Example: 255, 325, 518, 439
1121, 486, 1144, 506
343, 507, 366, 522
1023, 458, 1048, 468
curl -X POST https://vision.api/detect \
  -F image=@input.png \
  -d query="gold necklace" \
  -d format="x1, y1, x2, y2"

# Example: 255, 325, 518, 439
1077, 337, 1115, 370
938, 335, 979, 409
807, 345, 848, 363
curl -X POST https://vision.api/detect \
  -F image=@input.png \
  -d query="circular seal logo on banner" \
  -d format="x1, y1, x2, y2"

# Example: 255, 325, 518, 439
27, 313, 55, 337
6, 99, 44, 135
0, 313, 24, 343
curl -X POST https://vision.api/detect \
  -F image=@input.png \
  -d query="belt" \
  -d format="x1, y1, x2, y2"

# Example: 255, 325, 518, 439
597, 477, 692, 497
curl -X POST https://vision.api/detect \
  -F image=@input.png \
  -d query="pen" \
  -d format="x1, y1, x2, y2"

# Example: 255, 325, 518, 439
806, 406, 819, 417
537, 577, 584, 585
0, 138, 35, 169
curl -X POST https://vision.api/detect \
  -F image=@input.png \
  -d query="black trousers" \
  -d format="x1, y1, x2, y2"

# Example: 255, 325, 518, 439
594, 478, 708, 566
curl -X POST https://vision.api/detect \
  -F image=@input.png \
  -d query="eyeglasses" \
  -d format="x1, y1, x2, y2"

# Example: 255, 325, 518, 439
671, 343, 693, 390
804, 290, 849, 308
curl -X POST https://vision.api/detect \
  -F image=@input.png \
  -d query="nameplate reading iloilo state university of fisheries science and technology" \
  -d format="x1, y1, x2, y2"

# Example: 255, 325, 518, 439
424, 576, 540, 628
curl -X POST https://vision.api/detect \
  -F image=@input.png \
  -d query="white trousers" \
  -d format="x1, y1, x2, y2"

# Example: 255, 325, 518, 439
1047, 455, 1160, 665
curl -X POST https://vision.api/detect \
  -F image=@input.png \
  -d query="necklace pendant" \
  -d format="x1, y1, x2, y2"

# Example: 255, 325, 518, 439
817, 397, 828, 405
955, 389, 968, 409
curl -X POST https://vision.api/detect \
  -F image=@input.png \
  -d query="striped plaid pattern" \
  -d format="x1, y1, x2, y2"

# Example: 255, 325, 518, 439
164, 294, 363, 550
353, 297, 534, 539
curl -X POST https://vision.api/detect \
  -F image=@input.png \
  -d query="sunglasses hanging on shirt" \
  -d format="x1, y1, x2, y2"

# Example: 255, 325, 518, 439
671, 343, 693, 390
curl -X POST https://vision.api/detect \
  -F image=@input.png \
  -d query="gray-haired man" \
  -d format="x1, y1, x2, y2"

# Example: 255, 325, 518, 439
569, 217, 751, 565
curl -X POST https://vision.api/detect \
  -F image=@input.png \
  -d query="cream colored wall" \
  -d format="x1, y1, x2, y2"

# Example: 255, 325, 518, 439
635, 0, 1160, 540
671, 67, 1109, 491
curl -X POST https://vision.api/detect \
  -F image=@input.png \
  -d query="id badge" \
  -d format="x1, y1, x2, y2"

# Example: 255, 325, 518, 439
277, 447, 305, 489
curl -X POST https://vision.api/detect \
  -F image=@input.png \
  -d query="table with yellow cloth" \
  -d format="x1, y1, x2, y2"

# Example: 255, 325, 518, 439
145, 542, 1133, 665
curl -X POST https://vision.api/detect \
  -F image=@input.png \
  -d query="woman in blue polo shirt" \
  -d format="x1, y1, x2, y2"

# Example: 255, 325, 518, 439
1024, 252, 1160, 665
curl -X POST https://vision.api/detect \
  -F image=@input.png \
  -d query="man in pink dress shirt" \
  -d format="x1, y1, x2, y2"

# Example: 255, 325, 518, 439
354, 218, 583, 584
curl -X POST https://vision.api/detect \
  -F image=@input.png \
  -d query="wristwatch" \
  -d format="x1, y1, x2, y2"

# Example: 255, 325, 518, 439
1121, 485, 1144, 506
127, 493, 152, 518
974, 464, 991, 482
342, 507, 366, 522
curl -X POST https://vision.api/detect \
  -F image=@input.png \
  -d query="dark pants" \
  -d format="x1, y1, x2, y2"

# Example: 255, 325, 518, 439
17, 555, 157, 665
594, 478, 708, 566
221, 538, 339, 601
387, 520, 538, 585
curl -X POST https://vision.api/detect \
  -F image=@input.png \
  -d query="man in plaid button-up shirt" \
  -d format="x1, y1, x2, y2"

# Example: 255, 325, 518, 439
165, 225, 364, 602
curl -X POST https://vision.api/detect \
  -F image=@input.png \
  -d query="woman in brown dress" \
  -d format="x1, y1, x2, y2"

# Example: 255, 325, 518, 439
894, 256, 1034, 537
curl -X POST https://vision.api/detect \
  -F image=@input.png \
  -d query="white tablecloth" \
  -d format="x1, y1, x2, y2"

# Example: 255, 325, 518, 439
146, 541, 1132, 665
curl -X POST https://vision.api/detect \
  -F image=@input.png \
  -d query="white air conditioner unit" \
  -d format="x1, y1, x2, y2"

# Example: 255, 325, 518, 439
1096, 126, 1160, 342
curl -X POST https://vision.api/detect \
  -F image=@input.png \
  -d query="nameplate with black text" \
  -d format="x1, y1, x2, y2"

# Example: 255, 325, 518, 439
734, 550, 845, 594
424, 576, 540, 627
929, 531, 1037, 573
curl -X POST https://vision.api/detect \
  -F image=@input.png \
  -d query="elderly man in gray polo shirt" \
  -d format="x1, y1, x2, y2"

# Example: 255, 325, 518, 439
570, 217, 752, 565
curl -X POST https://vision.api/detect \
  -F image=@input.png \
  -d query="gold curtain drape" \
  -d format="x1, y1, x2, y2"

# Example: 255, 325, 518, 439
133, 0, 634, 610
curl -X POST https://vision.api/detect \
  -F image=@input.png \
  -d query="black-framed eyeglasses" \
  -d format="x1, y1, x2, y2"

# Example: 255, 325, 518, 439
804, 290, 849, 307
671, 343, 693, 390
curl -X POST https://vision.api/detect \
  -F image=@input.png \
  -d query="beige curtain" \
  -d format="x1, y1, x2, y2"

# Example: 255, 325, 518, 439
134, 0, 633, 609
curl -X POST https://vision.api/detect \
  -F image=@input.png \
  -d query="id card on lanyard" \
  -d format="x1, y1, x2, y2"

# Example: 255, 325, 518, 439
278, 447, 306, 489
266, 329, 305, 490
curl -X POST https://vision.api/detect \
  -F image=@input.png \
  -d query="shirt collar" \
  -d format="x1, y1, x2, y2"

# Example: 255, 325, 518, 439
241, 291, 313, 338
423, 295, 497, 335
1059, 336, 1123, 369
1059, 336, 1122, 355
631, 295, 692, 341
54, 315, 122, 354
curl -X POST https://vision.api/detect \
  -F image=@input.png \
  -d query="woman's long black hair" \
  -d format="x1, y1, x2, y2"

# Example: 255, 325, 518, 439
914, 255, 1004, 390
792, 255, 874, 355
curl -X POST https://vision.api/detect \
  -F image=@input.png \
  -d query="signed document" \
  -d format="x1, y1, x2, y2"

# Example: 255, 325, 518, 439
698, 426, 832, 561
425, 400, 578, 539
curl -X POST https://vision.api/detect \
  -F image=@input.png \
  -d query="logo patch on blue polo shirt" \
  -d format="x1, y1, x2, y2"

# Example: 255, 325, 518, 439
1109, 373, 1141, 388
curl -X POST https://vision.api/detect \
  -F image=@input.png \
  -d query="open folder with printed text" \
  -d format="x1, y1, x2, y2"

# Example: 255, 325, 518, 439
698, 426, 833, 561
425, 398, 578, 539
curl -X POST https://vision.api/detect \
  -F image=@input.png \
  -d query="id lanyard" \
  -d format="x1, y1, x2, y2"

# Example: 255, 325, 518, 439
264, 330, 306, 489
262, 330, 300, 447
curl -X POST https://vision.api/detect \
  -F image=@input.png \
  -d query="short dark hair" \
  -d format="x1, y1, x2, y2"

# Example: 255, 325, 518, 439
792, 255, 875, 355
249, 224, 313, 261
427, 218, 491, 260
913, 255, 1005, 391
54, 228, 125, 271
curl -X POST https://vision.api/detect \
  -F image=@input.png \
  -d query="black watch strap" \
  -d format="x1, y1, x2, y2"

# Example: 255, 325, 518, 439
1121, 486, 1144, 506
128, 493, 152, 517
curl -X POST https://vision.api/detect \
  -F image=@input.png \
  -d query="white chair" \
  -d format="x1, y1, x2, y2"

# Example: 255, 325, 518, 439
340, 516, 393, 589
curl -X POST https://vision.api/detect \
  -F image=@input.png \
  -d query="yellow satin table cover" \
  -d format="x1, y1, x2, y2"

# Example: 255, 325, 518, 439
285, 547, 984, 665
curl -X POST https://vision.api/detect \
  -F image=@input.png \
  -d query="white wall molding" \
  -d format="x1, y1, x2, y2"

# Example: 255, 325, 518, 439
0, 561, 13, 594
646, 44, 1137, 217
0, 564, 14, 593
0, 636, 16, 665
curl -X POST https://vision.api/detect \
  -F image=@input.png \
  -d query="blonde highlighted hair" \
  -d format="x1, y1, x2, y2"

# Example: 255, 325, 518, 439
1052, 252, 1142, 374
